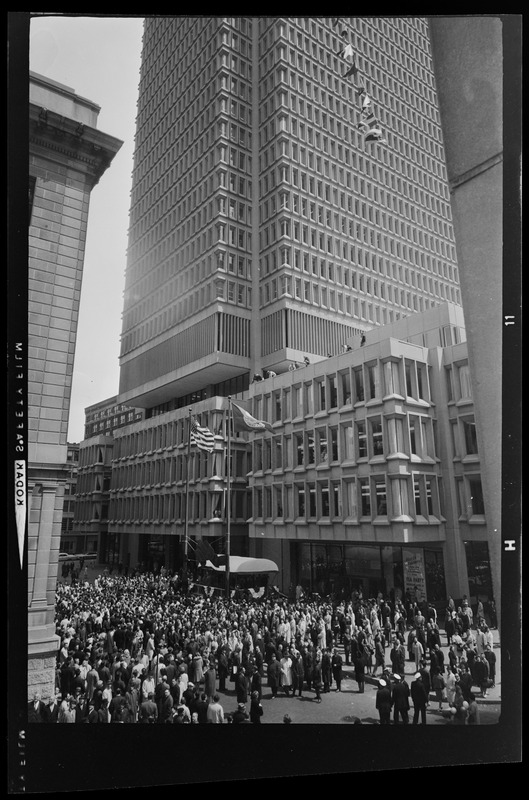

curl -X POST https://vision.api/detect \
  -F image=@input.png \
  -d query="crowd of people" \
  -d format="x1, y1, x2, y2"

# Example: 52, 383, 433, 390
27, 570, 497, 724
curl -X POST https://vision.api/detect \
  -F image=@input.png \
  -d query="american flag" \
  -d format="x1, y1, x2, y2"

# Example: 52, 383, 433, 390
190, 416, 215, 453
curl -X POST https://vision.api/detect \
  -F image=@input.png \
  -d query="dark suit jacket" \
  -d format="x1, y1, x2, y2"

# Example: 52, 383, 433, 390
411, 679, 429, 707
392, 680, 410, 711
28, 700, 46, 723
42, 703, 60, 723
375, 687, 393, 713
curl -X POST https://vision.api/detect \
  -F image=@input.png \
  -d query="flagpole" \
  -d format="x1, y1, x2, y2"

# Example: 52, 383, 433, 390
226, 396, 232, 598
183, 407, 192, 585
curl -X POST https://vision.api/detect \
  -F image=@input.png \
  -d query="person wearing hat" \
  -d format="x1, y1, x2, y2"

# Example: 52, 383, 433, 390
391, 674, 410, 725
411, 672, 429, 724
375, 679, 393, 725
231, 702, 250, 723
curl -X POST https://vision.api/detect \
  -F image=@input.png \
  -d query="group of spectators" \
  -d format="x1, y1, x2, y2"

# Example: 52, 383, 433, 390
27, 571, 496, 725
373, 596, 496, 725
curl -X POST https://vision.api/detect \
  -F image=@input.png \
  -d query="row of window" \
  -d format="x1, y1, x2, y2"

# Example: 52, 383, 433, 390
252, 472, 442, 522
106, 487, 248, 528
262, 237, 456, 285
251, 413, 436, 471
85, 411, 143, 437
260, 210, 455, 265
260, 272, 454, 315
81, 468, 484, 528
281, 118, 452, 222
128, 165, 249, 284
277, 17, 432, 84
266, 61, 445, 168
253, 358, 431, 416
112, 411, 247, 461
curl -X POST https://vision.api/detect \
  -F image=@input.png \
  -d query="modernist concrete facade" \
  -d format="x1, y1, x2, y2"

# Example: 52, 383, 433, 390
246, 302, 490, 602
118, 17, 461, 415
108, 302, 492, 605
107, 18, 498, 608
27, 72, 122, 698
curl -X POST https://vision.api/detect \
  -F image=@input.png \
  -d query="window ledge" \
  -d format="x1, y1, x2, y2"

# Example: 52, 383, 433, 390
382, 393, 406, 402
462, 455, 480, 464
373, 518, 390, 525
386, 452, 410, 461
469, 515, 486, 525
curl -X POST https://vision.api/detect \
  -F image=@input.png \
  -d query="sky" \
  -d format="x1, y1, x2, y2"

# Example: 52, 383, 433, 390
29, 14, 145, 443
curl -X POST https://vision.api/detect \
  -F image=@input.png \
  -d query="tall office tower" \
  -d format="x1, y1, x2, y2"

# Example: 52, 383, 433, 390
118, 16, 461, 414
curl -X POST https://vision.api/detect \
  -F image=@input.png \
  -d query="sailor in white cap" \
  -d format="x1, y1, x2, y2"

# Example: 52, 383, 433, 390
375, 677, 392, 724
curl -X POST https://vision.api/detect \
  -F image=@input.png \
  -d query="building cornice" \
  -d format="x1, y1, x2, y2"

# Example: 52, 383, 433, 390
29, 103, 123, 187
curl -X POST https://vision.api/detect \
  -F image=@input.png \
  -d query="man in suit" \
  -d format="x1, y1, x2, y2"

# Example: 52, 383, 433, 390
375, 679, 393, 724
411, 672, 429, 724
27, 691, 46, 723
267, 653, 281, 698
139, 691, 158, 723
236, 666, 249, 704
158, 687, 174, 724
391, 674, 410, 724
390, 640, 405, 676
42, 693, 61, 723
